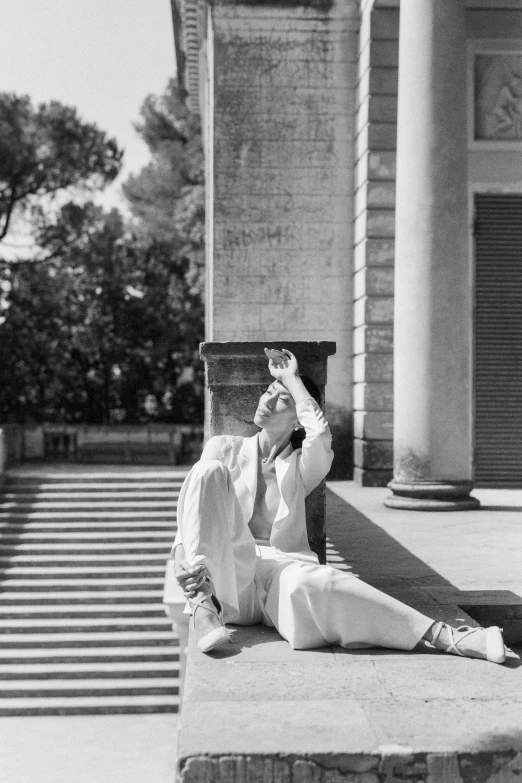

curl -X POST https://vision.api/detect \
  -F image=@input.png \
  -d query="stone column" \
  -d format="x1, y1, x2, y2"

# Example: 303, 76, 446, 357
385, 0, 479, 511
200, 341, 336, 561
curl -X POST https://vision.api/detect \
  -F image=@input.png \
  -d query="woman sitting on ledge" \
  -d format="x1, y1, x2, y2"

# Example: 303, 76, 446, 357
172, 348, 514, 664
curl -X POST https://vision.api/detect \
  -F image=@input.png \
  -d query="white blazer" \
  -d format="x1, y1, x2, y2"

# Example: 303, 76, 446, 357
173, 397, 333, 559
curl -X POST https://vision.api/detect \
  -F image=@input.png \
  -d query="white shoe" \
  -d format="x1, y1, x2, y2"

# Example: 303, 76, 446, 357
433, 623, 506, 664
189, 593, 230, 653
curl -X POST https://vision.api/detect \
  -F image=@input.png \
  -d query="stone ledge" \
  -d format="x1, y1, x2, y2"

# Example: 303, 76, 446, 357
177, 614, 522, 782
178, 750, 522, 783
176, 485, 522, 781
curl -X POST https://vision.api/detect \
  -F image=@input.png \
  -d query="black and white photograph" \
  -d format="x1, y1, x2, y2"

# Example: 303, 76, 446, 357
0, 1, 521, 782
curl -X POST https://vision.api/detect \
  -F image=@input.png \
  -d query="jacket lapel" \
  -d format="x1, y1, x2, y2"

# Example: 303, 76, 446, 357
236, 434, 258, 522
273, 446, 294, 525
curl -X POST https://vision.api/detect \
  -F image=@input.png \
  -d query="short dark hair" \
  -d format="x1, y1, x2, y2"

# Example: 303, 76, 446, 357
290, 375, 322, 449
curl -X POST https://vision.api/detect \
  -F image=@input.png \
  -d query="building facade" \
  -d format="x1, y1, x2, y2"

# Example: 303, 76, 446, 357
173, 0, 522, 507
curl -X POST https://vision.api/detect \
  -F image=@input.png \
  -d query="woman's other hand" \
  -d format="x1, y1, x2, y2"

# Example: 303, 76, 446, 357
173, 544, 209, 597
264, 348, 299, 381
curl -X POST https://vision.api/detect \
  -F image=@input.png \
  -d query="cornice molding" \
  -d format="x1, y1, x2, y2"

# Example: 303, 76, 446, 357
172, 0, 206, 114
172, 0, 522, 112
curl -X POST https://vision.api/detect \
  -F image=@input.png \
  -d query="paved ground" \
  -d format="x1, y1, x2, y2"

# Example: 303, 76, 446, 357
0, 715, 179, 783
328, 483, 522, 595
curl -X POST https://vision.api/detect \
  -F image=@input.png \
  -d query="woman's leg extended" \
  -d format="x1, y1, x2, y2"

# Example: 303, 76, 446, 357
264, 562, 433, 651
176, 460, 257, 623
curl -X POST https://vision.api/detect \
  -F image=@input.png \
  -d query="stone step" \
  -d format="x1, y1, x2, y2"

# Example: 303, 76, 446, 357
0, 510, 177, 519
0, 521, 176, 530
0, 631, 175, 647
0, 535, 174, 545
0, 491, 179, 501
0, 677, 177, 695
1, 542, 171, 552
0, 661, 179, 677
0, 604, 167, 617
1, 566, 165, 578
2, 526, 172, 544
5, 470, 187, 480
0, 694, 179, 715
0, 591, 165, 604
0, 616, 172, 631
0, 531, 174, 540
0, 577, 165, 589
0, 556, 168, 568
0, 646, 179, 662
4, 479, 186, 490
0, 549, 170, 560
0, 503, 178, 514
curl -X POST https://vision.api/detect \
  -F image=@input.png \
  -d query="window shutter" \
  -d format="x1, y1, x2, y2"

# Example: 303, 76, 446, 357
474, 193, 522, 486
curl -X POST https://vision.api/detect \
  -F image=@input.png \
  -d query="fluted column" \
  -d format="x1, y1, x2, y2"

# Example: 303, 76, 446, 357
385, 0, 479, 510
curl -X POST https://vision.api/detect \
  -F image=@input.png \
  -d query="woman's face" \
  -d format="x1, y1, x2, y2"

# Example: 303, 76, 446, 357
253, 381, 298, 433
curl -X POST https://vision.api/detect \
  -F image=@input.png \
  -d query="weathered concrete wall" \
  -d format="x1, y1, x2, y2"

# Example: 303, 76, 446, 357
206, 0, 357, 477
353, 2, 398, 487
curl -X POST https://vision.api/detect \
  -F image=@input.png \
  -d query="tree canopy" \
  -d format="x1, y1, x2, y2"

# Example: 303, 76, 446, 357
0, 92, 122, 247
0, 204, 203, 424
123, 79, 204, 289
0, 82, 205, 427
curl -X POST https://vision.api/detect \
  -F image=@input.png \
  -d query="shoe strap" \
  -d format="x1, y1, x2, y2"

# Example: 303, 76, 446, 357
189, 594, 222, 625
446, 625, 476, 656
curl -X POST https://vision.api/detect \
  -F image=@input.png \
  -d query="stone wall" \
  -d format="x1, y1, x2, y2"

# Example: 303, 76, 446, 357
353, 0, 398, 487
178, 751, 522, 783
206, 0, 358, 477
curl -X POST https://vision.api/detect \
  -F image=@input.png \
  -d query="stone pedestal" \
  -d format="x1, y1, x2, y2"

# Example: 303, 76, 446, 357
200, 341, 336, 561
385, 0, 479, 511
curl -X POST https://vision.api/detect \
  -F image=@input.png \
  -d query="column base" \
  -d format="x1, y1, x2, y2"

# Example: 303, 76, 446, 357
384, 480, 480, 511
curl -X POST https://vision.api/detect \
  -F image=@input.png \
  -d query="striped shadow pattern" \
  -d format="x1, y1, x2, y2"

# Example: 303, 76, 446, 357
0, 467, 186, 715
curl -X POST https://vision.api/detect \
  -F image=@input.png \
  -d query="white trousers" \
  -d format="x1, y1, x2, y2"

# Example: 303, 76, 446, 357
176, 461, 434, 651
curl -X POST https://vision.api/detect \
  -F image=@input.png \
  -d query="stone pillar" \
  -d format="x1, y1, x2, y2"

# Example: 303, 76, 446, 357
384, 0, 479, 511
206, 1, 357, 478
200, 341, 336, 562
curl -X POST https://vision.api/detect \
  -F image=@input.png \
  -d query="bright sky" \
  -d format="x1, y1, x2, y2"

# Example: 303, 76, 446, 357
0, 0, 177, 209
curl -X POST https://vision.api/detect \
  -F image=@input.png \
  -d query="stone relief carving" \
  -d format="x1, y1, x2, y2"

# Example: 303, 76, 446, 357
475, 54, 522, 141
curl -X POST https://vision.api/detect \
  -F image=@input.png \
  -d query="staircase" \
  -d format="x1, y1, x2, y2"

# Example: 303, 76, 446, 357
0, 466, 186, 716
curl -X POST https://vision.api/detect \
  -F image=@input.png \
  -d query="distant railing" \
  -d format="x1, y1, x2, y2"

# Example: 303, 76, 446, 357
2, 423, 204, 465
0, 424, 24, 476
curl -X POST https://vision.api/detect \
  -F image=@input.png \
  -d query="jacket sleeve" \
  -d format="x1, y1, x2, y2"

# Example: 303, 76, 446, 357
296, 397, 334, 495
200, 436, 225, 461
